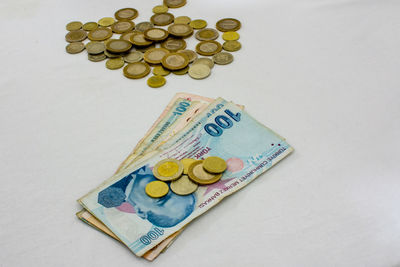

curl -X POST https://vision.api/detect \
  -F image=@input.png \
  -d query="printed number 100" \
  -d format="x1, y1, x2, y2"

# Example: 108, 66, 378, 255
204, 109, 241, 137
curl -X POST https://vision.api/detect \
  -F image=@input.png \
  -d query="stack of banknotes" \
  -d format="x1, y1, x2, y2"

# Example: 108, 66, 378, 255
77, 93, 293, 261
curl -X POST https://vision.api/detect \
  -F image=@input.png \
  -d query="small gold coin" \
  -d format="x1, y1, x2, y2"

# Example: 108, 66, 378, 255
177, 49, 197, 63
168, 24, 193, 37
160, 37, 186, 51
188, 161, 222, 185
105, 39, 132, 53
174, 16, 191, 24
192, 57, 214, 69
203, 156, 227, 173
86, 41, 105, 54
150, 13, 174, 26
143, 48, 170, 64
153, 159, 184, 181
216, 18, 241, 32
222, 40, 241, 52
111, 20, 135, 33
170, 175, 198, 195
152, 5, 169, 14
130, 32, 153, 46
135, 22, 154, 32
195, 40, 222, 56
66, 21, 83, 31
145, 181, 169, 198
98, 17, 115, 27
161, 52, 189, 70
88, 53, 106, 62
66, 42, 85, 54
114, 8, 138, 21
147, 75, 166, 88
153, 65, 170, 76
189, 19, 207, 29
123, 51, 143, 63
88, 27, 113, 41
82, 22, 98, 31
123, 62, 150, 79
181, 158, 196, 174
164, 0, 186, 8
65, 30, 87, 43
222, 31, 240, 41
212, 52, 233, 65
195, 28, 219, 41
106, 57, 125, 70
188, 64, 211, 79
172, 66, 189, 75
144, 28, 169, 41
120, 31, 137, 42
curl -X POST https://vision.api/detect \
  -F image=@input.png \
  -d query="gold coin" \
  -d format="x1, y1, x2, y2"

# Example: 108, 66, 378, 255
144, 28, 169, 41
203, 156, 227, 173
114, 8, 138, 21
150, 13, 174, 26
123, 51, 143, 63
120, 31, 137, 42
174, 16, 191, 24
222, 40, 241, 52
160, 37, 186, 52
145, 181, 169, 198
153, 65, 170, 76
189, 19, 207, 29
222, 31, 240, 41
161, 52, 189, 70
111, 20, 135, 33
188, 161, 222, 185
168, 24, 193, 37
192, 57, 214, 69
170, 175, 198, 195
130, 32, 153, 46
123, 62, 150, 79
195, 28, 219, 41
88, 27, 113, 41
212, 52, 233, 65
164, 0, 186, 8
86, 41, 105, 54
65, 30, 87, 43
216, 18, 241, 32
98, 17, 115, 27
188, 64, 211, 79
172, 66, 189, 75
82, 22, 98, 31
153, 158, 184, 181
181, 158, 196, 174
143, 48, 170, 64
88, 53, 106, 62
106, 57, 125, 70
135, 22, 154, 32
195, 40, 222, 56
66, 42, 85, 54
147, 75, 166, 88
105, 39, 132, 53
152, 5, 169, 14
66, 21, 83, 31
177, 49, 197, 63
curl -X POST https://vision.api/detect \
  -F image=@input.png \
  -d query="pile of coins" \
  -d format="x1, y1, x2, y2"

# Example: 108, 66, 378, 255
145, 156, 227, 197
64, 0, 242, 88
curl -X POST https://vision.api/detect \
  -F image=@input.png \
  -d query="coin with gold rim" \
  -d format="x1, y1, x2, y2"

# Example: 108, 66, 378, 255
114, 8, 138, 21
195, 28, 219, 41
144, 28, 169, 41
144, 48, 170, 64
177, 49, 197, 63
163, 0, 186, 8
216, 18, 241, 32
168, 24, 193, 37
150, 13, 174, 26
195, 40, 222, 56
161, 37, 186, 51
222, 40, 241, 52
147, 75, 166, 88
123, 62, 151, 79
161, 52, 189, 70
153, 159, 184, 181
145, 181, 169, 198
98, 17, 115, 27
105, 39, 132, 53
188, 160, 222, 185
111, 20, 135, 33
88, 27, 113, 41
174, 16, 191, 25
130, 32, 153, 46
135, 22, 154, 32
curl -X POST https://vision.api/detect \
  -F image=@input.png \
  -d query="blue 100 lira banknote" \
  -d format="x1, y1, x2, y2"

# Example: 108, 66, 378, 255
79, 98, 293, 257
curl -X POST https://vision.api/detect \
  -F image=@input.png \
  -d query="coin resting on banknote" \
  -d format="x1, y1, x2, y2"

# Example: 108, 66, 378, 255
65, 4, 242, 87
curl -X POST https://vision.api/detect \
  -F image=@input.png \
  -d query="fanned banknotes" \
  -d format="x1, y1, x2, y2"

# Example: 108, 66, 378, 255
78, 97, 293, 257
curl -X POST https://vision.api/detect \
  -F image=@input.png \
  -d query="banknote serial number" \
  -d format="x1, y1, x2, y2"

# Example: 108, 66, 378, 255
139, 227, 164, 245
204, 109, 241, 137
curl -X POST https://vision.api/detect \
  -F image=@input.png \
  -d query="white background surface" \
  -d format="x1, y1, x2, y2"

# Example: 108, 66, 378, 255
0, 0, 399, 266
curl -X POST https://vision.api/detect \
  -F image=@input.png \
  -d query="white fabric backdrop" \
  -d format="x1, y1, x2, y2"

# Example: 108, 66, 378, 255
1, 0, 399, 266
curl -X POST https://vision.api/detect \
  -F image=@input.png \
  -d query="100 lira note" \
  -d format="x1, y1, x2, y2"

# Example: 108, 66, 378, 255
78, 98, 293, 256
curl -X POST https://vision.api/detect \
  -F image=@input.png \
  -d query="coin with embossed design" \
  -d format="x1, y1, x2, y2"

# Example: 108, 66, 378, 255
195, 40, 222, 56
114, 8, 138, 21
